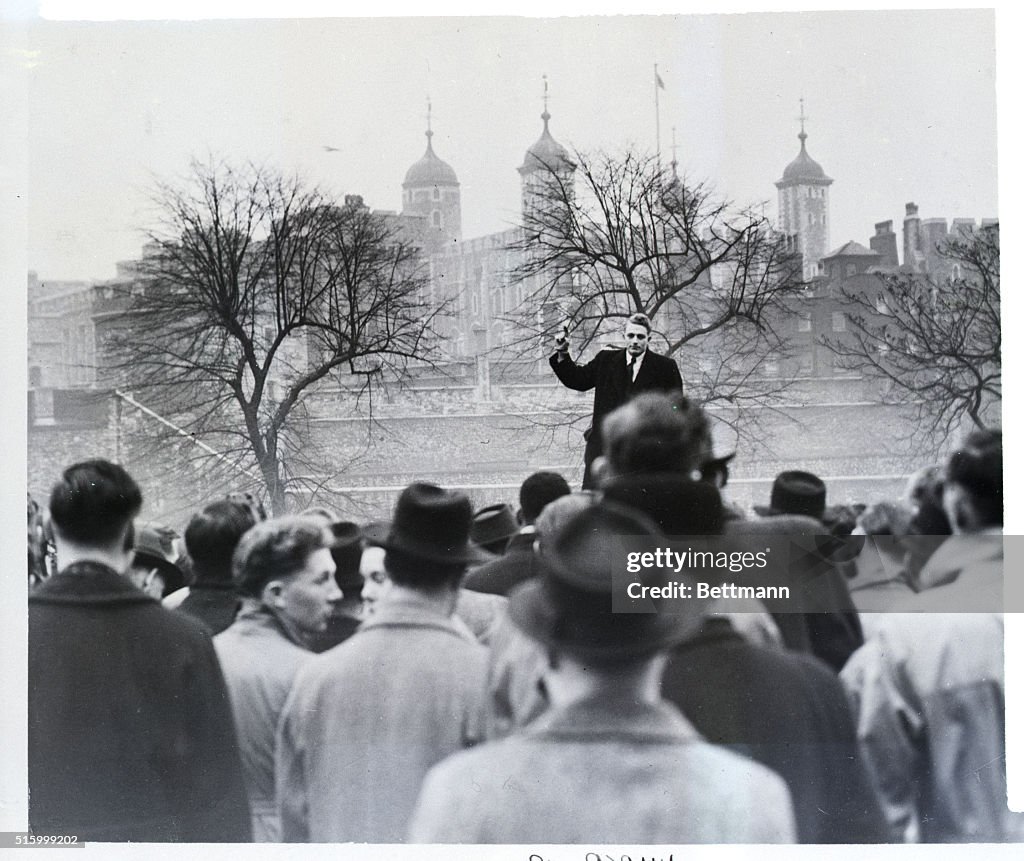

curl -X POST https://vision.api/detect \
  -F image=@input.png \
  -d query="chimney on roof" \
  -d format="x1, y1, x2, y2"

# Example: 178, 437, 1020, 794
871, 220, 899, 267
903, 203, 923, 272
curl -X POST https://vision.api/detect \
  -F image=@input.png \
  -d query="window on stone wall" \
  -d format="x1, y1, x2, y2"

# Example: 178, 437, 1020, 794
432, 210, 442, 228
846, 263, 856, 277
433, 187, 441, 201
797, 312, 812, 333
763, 358, 779, 377
832, 312, 846, 332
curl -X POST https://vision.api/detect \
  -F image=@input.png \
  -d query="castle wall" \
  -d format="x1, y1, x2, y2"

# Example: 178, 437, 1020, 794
29, 380, 946, 529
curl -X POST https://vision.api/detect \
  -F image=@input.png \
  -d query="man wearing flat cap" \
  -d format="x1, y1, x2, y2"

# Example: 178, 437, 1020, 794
276, 482, 490, 843
410, 502, 796, 844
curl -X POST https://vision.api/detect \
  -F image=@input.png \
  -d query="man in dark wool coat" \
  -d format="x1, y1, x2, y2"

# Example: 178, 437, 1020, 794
550, 312, 682, 488
28, 459, 251, 842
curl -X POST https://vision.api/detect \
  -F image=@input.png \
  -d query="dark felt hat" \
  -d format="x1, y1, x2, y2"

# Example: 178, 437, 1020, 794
470, 503, 520, 548
754, 470, 827, 520
362, 483, 487, 565
603, 473, 725, 536
328, 521, 364, 590
132, 523, 189, 595
510, 502, 712, 660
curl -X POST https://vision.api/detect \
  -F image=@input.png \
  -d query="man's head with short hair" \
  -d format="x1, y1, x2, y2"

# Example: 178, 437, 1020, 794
185, 499, 258, 584
944, 428, 1002, 533
233, 516, 332, 597
597, 392, 711, 481
626, 312, 652, 332
519, 471, 571, 526
232, 516, 340, 634
623, 313, 652, 358
48, 459, 142, 549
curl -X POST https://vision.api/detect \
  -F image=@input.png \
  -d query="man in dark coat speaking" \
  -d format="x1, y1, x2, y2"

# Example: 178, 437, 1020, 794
550, 312, 683, 488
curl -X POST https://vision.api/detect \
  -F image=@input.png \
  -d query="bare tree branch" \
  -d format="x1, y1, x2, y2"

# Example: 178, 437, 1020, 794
822, 223, 1000, 446
102, 159, 444, 513
501, 146, 806, 449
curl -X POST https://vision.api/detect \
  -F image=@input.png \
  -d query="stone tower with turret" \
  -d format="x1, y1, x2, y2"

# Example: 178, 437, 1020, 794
517, 78, 575, 219
775, 100, 833, 280
401, 100, 462, 244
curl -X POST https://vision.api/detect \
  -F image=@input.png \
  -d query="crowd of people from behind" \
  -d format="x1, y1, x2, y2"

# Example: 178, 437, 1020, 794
25, 390, 1018, 844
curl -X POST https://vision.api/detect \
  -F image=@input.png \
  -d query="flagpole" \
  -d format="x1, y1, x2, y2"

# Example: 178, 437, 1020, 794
654, 63, 661, 168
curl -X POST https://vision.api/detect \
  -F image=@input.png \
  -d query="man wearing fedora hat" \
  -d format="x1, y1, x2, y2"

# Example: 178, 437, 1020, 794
750, 469, 863, 671
308, 520, 367, 652
469, 502, 520, 557
277, 482, 490, 843
127, 522, 189, 599
582, 395, 886, 841
410, 502, 796, 843
754, 470, 829, 520
465, 471, 572, 598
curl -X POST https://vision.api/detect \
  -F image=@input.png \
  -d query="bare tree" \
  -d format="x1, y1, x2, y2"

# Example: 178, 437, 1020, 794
824, 223, 1000, 443
503, 147, 806, 446
104, 159, 443, 514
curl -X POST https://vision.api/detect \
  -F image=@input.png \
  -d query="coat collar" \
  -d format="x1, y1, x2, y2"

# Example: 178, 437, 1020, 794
29, 560, 156, 607
527, 696, 700, 744
228, 600, 311, 650
918, 533, 1003, 590
360, 592, 476, 642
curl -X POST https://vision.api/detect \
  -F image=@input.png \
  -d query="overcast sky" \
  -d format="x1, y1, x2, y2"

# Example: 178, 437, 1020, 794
21, 9, 998, 281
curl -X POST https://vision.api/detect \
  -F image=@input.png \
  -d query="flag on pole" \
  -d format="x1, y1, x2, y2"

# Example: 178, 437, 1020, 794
655, 70, 666, 90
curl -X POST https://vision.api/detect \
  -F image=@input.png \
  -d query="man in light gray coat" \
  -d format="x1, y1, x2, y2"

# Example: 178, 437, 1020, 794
214, 516, 340, 841
276, 483, 490, 842
409, 502, 796, 844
